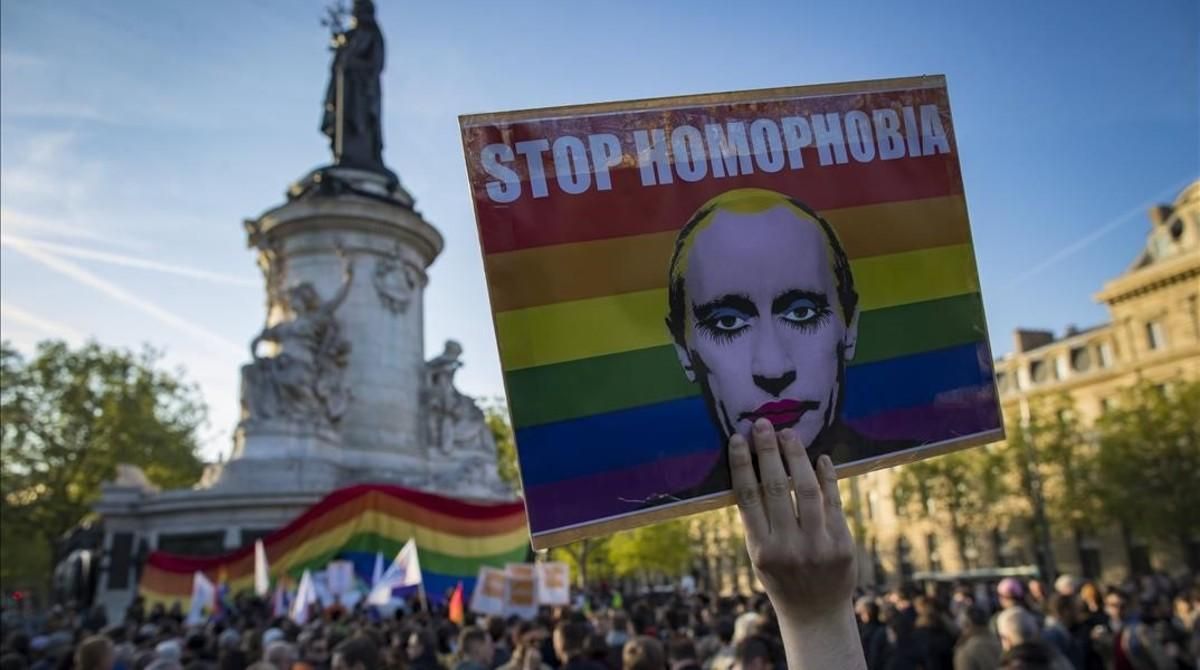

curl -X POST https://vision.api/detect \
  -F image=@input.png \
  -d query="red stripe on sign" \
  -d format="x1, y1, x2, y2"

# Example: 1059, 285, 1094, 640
464, 88, 961, 255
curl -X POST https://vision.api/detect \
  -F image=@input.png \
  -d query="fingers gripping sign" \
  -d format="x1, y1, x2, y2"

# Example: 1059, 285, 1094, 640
730, 418, 865, 670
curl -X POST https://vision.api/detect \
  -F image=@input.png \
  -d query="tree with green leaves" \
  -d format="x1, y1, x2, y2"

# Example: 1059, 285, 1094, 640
607, 519, 693, 579
1093, 380, 1200, 563
480, 399, 521, 494
552, 536, 613, 588
1, 340, 207, 590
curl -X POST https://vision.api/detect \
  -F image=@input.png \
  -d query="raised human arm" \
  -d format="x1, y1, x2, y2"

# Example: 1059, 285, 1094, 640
729, 419, 867, 670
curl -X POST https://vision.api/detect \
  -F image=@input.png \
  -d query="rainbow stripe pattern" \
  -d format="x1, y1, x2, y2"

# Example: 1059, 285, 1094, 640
139, 484, 528, 606
461, 77, 1001, 545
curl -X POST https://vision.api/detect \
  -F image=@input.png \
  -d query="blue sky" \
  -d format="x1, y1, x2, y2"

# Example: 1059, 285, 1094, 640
2, 1, 1196, 460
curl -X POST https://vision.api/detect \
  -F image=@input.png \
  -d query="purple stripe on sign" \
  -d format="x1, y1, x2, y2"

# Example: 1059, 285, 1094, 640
846, 384, 1000, 443
524, 449, 723, 533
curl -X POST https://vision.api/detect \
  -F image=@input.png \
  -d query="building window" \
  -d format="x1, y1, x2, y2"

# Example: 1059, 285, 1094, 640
866, 491, 877, 521
996, 371, 1010, 392
1070, 346, 1091, 373
1030, 360, 1049, 384
1054, 356, 1069, 381
926, 533, 942, 572
1146, 320, 1166, 351
1097, 342, 1114, 368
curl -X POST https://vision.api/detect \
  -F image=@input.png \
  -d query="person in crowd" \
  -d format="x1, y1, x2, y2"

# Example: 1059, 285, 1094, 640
1090, 588, 1172, 670
76, 636, 115, 670
912, 596, 955, 670
953, 605, 1001, 670
701, 618, 734, 670
665, 637, 700, 670
552, 623, 603, 670
996, 608, 1073, 670
856, 597, 888, 670
263, 642, 296, 670
621, 638, 664, 670
1042, 594, 1084, 670
485, 619, 511, 670
406, 631, 443, 670
333, 637, 380, 670
455, 629, 495, 670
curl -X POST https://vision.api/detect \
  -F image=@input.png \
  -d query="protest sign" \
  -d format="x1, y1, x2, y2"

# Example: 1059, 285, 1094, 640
535, 562, 570, 606
469, 566, 508, 616
326, 560, 356, 596
505, 564, 538, 619
461, 75, 1002, 548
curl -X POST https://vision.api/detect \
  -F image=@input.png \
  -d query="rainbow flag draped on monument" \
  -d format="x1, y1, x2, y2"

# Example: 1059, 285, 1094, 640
460, 76, 1002, 548
139, 484, 528, 606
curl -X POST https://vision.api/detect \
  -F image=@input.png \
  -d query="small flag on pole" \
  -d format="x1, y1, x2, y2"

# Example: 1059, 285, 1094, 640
367, 539, 423, 605
291, 570, 318, 625
254, 540, 270, 597
448, 581, 465, 624
271, 580, 291, 619
186, 571, 216, 625
370, 552, 385, 589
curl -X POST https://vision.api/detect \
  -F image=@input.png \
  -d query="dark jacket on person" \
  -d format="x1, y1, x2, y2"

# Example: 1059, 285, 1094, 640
912, 622, 955, 670
860, 621, 889, 670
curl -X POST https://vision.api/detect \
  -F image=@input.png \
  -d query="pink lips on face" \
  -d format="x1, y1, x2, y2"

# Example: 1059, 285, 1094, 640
743, 399, 819, 429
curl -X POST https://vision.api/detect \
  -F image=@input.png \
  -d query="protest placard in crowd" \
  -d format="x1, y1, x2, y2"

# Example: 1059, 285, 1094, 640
469, 566, 508, 616
461, 75, 1001, 548
535, 561, 571, 606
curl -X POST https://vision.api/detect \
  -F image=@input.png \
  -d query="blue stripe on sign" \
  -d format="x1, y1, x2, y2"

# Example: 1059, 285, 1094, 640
516, 341, 992, 486
842, 341, 991, 419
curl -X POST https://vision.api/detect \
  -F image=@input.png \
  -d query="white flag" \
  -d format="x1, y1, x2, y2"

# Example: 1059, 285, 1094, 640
186, 571, 215, 625
370, 552, 385, 588
535, 562, 570, 606
290, 570, 317, 625
469, 566, 507, 616
367, 539, 422, 605
254, 540, 270, 597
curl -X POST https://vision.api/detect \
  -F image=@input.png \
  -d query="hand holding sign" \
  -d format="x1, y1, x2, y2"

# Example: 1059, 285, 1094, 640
731, 418, 865, 670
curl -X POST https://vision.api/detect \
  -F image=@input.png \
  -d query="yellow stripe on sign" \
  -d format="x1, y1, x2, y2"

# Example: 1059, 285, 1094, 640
854, 243, 980, 311
496, 243, 980, 371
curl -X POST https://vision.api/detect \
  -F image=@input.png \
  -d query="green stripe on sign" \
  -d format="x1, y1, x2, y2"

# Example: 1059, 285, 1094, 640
506, 292, 987, 429
286, 533, 529, 579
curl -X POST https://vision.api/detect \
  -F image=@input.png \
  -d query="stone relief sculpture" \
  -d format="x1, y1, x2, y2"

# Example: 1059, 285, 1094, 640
374, 244, 419, 314
425, 340, 464, 454
240, 250, 355, 428
424, 340, 510, 497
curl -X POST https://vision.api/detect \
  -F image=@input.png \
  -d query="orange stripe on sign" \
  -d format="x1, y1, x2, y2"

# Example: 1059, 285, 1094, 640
484, 195, 971, 312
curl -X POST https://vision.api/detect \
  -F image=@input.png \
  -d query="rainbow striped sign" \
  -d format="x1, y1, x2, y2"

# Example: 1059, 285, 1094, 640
139, 484, 528, 606
460, 76, 1002, 548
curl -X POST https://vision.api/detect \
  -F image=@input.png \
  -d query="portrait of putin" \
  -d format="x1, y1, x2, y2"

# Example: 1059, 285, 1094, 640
666, 188, 902, 475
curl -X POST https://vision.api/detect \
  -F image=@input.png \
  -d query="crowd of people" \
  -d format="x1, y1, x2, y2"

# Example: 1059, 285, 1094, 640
2, 424, 1198, 670
853, 572, 1199, 669
1, 571, 1197, 670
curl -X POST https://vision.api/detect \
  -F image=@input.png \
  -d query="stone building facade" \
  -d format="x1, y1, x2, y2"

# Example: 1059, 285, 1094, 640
845, 180, 1200, 587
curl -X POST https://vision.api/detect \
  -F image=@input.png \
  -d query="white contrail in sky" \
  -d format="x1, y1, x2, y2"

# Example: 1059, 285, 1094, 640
0, 233, 256, 287
4, 237, 244, 358
0, 299, 87, 343
1005, 178, 1193, 289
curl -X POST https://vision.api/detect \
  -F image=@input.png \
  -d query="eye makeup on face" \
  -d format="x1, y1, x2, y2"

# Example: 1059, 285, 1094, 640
693, 290, 831, 343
